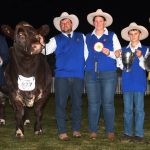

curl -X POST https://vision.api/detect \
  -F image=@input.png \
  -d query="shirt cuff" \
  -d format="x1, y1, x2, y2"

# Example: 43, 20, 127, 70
108, 51, 116, 59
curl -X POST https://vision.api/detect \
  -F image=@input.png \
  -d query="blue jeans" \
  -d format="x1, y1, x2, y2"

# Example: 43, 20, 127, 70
85, 71, 117, 133
55, 77, 84, 134
123, 92, 145, 137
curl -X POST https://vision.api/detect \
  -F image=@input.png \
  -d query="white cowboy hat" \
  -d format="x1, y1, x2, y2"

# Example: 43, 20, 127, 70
53, 12, 79, 31
121, 22, 149, 41
87, 9, 113, 27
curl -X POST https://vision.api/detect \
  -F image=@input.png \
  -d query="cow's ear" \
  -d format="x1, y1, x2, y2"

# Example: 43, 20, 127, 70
38, 24, 50, 37
1, 25, 14, 40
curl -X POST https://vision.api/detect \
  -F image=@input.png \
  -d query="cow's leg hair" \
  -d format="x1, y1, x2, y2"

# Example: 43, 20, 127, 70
0, 102, 5, 125
13, 101, 25, 138
34, 99, 46, 135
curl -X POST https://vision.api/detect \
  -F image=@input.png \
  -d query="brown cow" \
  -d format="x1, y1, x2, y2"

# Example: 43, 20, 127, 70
1, 21, 52, 138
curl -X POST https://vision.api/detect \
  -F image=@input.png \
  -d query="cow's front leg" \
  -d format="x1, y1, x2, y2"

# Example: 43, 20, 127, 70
23, 107, 30, 126
34, 99, 46, 135
0, 101, 5, 125
13, 101, 25, 138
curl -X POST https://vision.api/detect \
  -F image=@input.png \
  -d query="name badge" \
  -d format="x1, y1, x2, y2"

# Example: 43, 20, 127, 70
18, 75, 35, 91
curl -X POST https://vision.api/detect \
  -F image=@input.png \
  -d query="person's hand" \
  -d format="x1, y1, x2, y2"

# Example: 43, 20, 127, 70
0, 56, 3, 66
114, 50, 121, 58
102, 48, 110, 56
136, 49, 142, 58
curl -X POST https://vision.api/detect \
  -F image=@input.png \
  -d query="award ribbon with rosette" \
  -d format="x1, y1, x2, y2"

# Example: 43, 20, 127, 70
93, 42, 104, 72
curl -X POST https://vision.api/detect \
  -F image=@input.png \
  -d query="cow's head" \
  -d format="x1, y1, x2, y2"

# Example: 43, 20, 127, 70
1, 21, 49, 55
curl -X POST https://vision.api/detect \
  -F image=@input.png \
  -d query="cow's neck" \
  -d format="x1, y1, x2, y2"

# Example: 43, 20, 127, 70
13, 46, 40, 77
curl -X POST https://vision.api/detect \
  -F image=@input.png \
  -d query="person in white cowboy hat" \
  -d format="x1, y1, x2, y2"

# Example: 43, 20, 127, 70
40, 12, 88, 141
84, 9, 121, 141
119, 22, 149, 143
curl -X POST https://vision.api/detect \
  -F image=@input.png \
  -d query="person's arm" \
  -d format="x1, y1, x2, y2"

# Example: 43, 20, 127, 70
109, 33, 122, 59
41, 37, 57, 55
0, 36, 9, 66
139, 47, 149, 70
0, 56, 3, 66
83, 34, 88, 61
115, 50, 123, 70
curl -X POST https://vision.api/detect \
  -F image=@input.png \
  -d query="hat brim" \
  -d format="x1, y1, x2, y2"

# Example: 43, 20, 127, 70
53, 15, 79, 32
121, 25, 149, 41
87, 11, 113, 27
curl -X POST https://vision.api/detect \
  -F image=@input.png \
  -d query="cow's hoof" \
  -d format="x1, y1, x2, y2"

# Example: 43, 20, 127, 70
35, 129, 42, 135
16, 134, 24, 139
0, 119, 5, 125
24, 119, 30, 126
16, 128, 24, 138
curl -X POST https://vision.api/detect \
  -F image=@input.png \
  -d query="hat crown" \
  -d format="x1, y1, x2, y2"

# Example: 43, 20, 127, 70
60, 12, 69, 17
96, 9, 103, 13
129, 22, 138, 27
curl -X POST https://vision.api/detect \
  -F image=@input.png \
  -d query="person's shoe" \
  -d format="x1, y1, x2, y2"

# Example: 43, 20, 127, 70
107, 133, 115, 141
90, 132, 97, 140
73, 131, 81, 138
132, 136, 143, 143
58, 133, 70, 141
120, 134, 132, 143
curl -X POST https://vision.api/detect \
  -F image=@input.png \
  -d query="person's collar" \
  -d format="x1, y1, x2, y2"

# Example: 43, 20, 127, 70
62, 31, 73, 37
91, 28, 108, 36
127, 42, 142, 52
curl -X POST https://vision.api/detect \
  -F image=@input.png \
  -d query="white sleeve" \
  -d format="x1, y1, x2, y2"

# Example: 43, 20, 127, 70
83, 34, 89, 61
0, 56, 3, 66
139, 47, 149, 70
41, 37, 56, 55
108, 33, 121, 59
116, 57, 124, 70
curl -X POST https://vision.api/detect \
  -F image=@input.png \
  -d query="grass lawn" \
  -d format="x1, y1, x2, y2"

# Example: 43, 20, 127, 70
0, 94, 150, 150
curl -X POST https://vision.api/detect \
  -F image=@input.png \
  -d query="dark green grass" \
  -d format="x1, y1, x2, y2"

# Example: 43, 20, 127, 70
0, 94, 150, 150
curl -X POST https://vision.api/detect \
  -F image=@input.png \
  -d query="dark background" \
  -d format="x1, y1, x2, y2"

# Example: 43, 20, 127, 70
0, 0, 150, 46
0, 0, 149, 75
